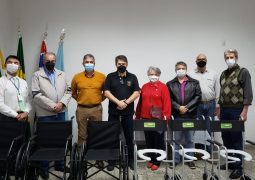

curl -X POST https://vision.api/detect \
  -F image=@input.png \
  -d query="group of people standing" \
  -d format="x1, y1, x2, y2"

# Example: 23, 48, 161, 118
0, 48, 252, 179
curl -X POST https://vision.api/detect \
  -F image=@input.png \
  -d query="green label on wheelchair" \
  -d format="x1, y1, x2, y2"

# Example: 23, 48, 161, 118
220, 123, 232, 129
182, 122, 194, 128
144, 122, 156, 128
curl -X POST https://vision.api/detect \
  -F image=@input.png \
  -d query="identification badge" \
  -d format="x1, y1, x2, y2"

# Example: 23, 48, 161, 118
17, 94, 24, 101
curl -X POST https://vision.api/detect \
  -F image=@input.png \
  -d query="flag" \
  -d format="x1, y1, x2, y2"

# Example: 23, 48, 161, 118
17, 36, 26, 79
0, 48, 5, 77
39, 40, 47, 68
55, 41, 64, 71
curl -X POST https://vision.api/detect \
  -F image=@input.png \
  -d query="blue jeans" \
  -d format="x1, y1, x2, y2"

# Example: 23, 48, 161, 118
37, 112, 65, 171
220, 107, 243, 169
174, 117, 195, 163
197, 100, 216, 134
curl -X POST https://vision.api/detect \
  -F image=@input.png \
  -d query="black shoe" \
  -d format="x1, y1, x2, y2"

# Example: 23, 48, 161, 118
185, 162, 196, 169
169, 162, 178, 169
54, 166, 64, 172
38, 170, 49, 180
96, 160, 104, 169
107, 164, 114, 171
229, 169, 243, 179
220, 163, 235, 170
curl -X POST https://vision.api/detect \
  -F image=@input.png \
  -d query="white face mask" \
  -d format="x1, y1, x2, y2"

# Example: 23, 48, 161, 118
148, 75, 159, 82
176, 69, 186, 77
225, 58, 236, 68
6, 63, 19, 74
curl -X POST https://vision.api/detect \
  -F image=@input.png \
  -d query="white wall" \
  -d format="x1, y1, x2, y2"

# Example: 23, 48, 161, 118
3, 0, 255, 141
0, 0, 11, 59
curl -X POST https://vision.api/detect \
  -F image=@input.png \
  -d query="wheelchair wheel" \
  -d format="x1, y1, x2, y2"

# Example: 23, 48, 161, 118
15, 143, 27, 180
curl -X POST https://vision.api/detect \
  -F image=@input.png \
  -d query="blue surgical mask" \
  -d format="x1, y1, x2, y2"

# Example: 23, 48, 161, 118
84, 63, 94, 72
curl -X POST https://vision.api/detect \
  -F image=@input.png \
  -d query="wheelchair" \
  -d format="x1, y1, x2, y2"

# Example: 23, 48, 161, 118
208, 120, 253, 180
24, 119, 73, 180
133, 119, 172, 180
0, 116, 29, 180
74, 120, 128, 180
169, 118, 211, 180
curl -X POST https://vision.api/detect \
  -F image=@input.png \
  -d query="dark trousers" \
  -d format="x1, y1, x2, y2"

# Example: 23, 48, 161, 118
220, 107, 243, 169
144, 131, 164, 166
108, 114, 134, 162
37, 112, 66, 171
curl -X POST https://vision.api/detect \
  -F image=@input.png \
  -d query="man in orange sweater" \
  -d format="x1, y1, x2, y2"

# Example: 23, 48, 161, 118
71, 54, 106, 168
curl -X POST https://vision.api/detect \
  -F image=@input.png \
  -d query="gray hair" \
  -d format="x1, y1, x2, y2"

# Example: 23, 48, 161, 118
224, 48, 238, 59
43, 52, 56, 60
175, 61, 187, 70
147, 66, 161, 76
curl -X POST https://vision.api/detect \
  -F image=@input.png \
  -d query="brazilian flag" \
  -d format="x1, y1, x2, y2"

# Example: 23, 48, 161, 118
17, 36, 26, 79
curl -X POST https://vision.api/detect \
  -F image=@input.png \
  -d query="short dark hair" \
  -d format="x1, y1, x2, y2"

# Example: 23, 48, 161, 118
83, 54, 95, 61
5, 55, 20, 63
175, 61, 187, 70
115, 55, 128, 65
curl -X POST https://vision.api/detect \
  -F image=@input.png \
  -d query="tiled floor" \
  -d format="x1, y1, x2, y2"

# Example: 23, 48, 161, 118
41, 145, 255, 180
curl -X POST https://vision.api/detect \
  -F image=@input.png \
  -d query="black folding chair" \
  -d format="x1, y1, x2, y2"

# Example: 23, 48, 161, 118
78, 121, 128, 180
0, 116, 29, 180
24, 120, 72, 180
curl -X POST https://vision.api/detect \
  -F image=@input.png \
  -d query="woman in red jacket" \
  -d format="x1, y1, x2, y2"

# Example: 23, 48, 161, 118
135, 66, 171, 171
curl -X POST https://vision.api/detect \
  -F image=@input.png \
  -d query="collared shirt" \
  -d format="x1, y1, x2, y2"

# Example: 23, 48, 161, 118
0, 73, 31, 118
180, 76, 188, 105
189, 69, 219, 102
44, 67, 56, 87
104, 71, 140, 115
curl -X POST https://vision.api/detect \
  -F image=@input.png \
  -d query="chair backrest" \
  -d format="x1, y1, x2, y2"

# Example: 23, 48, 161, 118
133, 119, 167, 131
86, 121, 120, 149
36, 121, 72, 148
169, 119, 206, 131
209, 120, 245, 132
0, 118, 28, 148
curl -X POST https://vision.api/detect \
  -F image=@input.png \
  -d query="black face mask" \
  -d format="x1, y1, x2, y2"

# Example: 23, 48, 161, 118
196, 61, 207, 68
117, 65, 126, 73
45, 62, 55, 71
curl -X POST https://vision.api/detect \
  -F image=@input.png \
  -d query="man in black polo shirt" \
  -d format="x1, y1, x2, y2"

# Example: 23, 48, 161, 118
104, 55, 140, 171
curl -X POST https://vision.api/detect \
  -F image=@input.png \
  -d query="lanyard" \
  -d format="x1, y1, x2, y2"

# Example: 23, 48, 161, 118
10, 77, 20, 93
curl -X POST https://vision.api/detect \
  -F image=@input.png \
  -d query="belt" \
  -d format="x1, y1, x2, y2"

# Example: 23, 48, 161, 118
200, 99, 215, 104
78, 104, 100, 108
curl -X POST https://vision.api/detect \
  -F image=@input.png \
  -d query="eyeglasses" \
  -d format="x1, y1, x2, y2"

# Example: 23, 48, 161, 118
197, 58, 206, 61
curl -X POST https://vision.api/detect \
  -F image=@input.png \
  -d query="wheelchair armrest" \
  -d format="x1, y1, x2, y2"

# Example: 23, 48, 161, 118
246, 140, 255, 146
207, 139, 222, 147
170, 139, 181, 146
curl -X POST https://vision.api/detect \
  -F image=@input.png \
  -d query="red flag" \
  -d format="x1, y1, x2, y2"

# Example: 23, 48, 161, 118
39, 40, 47, 68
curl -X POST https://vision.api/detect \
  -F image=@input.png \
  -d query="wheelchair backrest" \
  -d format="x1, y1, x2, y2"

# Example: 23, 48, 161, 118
209, 120, 244, 132
169, 119, 206, 131
0, 119, 28, 148
86, 121, 120, 149
133, 119, 167, 131
35, 121, 72, 148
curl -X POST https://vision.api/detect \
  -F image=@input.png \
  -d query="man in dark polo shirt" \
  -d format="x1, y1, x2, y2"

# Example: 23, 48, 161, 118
104, 55, 140, 171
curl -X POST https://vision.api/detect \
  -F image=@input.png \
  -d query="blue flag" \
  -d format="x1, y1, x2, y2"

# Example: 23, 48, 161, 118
56, 41, 64, 71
